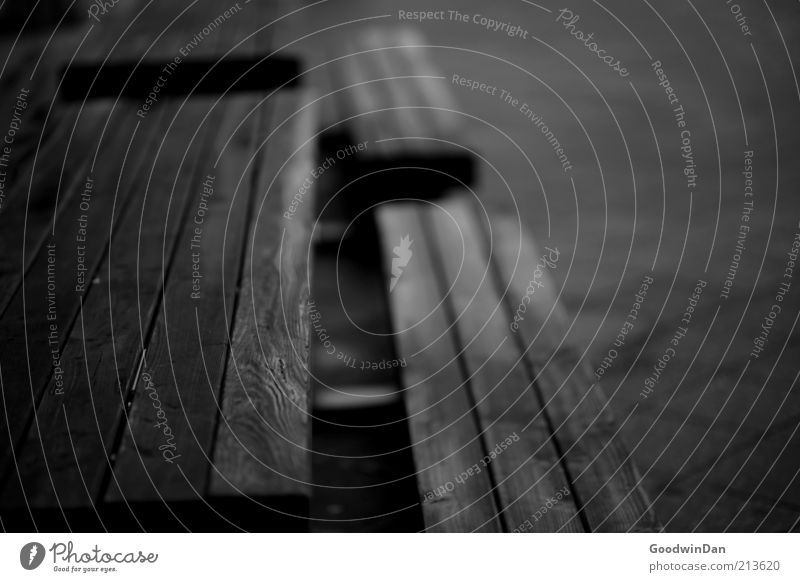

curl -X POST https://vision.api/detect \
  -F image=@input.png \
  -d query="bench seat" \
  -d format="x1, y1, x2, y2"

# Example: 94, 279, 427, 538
377, 197, 660, 532
0, 0, 316, 532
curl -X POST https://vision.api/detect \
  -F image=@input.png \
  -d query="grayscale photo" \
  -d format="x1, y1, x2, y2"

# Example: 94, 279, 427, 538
0, 1, 798, 576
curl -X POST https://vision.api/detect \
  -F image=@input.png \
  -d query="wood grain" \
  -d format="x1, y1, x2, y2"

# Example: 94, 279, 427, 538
0, 0, 304, 528
0, 104, 164, 499
208, 90, 316, 504
376, 203, 502, 532
0, 17, 158, 315
2, 99, 224, 512
105, 94, 266, 504
105, 0, 298, 511
423, 197, 583, 532
486, 212, 661, 532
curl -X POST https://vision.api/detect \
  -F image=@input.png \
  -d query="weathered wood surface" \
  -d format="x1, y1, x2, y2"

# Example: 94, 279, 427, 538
376, 204, 502, 532
0, 105, 165, 499
104, 0, 270, 507
4, 99, 222, 513
378, 196, 658, 532
209, 90, 316, 501
106, 96, 265, 503
0, 0, 222, 512
0, 0, 313, 531
0, 11, 160, 315
485, 211, 661, 532
424, 198, 583, 532
0, 2, 206, 482
105, 5, 314, 528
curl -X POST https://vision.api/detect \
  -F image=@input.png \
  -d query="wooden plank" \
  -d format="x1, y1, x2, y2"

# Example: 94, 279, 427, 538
534, 347, 659, 531
202, 16, 317, 522
0, 23, 142, 315
0, 0, 229, 295
101, 5, 313, 529
0, 9, 183, 516
0, 0, 277, 527
0, 103, 165, 494
105, 94, 269, 504
423, 197, 583, 532
0, 102, 109, 315
61, 57, 299, 101
376, 204, 502, 532
488, 215, 570, 359
487, 212, 661, 531
0, 37, 60, 201
0, 0, 213, 316
208, 90, 316, 505
1, 99, 224, 516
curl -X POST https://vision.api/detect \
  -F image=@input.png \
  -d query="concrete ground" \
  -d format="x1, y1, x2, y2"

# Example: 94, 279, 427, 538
275, 0, 800, 531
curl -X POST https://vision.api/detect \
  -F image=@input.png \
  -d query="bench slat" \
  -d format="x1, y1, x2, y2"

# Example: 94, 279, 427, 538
1, 99, 224, 516
423, 198, 584, 532
0, 2, 230, 518
208, 90, 316, 508
488, 214, 661, 532
106, 96, 268, 504
0, 102, 109, 316
0, 103, 166, 504
105, 2, 300, 518
0, 23, 159, 316
376, 204, 503, 533
0, 2, 213, 475
0, 0, 312, 530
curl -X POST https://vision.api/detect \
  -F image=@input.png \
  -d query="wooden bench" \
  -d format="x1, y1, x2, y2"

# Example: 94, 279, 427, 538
0, 0, 316, 532
377, 197, 660, 532
326, 26, 658, 532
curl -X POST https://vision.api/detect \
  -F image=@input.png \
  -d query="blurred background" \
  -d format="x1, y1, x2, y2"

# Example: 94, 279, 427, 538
2, 0, 799, 532
286, 0, 800, 531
